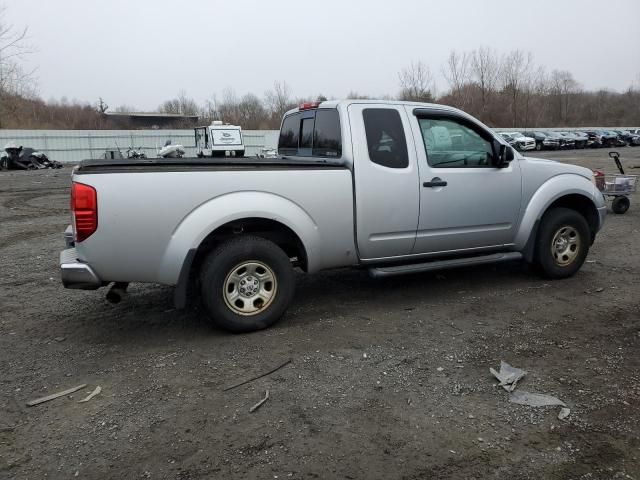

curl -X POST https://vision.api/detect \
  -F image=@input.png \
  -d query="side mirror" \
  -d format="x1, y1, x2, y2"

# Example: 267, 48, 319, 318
492, 140, 514, 168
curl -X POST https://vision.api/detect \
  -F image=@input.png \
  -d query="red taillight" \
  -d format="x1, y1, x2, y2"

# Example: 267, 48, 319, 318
299, 101, 321, 110
71, 182, 97, 242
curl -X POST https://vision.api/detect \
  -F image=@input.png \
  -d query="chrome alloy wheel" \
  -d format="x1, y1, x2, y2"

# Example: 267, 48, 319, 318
550, 225, 581, 267
223, 261, 277, 316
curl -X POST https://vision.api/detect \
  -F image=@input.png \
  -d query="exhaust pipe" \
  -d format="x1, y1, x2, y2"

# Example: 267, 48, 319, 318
106, 282, 129, 304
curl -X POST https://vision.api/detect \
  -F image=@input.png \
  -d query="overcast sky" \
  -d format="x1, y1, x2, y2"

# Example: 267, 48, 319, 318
4, 0, 640, 111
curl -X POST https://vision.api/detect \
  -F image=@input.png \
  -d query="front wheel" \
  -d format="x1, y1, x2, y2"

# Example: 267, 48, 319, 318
200, 236, 295, 333
534, 207, 590, 279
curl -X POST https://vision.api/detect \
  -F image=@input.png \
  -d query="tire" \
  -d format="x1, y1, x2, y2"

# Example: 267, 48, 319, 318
534, 207, 590, 279
535, 142, 542, 151
234, 150, 245, 157
199, 236, 295, 333
611, 196, 630, 214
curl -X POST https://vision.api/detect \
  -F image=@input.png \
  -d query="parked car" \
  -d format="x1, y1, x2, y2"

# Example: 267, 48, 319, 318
524, 131, 560, 151
501, 132, 536, 151
613, 130, 640, 146
499, 133, 518, 148
60, 100, 606, 332
583, 131, 604, 148
596, 130, 620, 148
560, 131, 587, 149
547, 131, 574, 149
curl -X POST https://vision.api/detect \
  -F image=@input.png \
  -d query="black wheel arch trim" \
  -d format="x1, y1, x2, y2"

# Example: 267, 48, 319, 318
174, 248, 197, 310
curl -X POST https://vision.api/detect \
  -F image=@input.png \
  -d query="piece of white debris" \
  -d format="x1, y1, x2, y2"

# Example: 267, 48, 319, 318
78, 386, 102, 403
363, 353, 368, 359
489, 361, 527, 392
509, 390, 566, 407
558, 407, 571, 420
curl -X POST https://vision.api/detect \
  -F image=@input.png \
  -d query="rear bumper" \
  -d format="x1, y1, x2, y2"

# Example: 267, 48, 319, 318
60, 247, 102, 289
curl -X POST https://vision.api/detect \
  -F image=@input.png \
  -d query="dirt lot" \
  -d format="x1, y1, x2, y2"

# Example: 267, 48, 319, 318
1, 149, 639, 480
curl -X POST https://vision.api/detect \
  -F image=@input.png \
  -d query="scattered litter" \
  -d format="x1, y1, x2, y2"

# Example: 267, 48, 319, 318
509, 390, 566, 407
595, 287, 604, 293
54, 336, 66, 342
446, 323, 464, 336
436, 367, 444, 372
78, 386, 102, 403
363, 353, 368, 359
586, 260, 597, 264
223, 359, 291, 392
26, 384, 87, 407
490, 361, 527, 392
558, 407, 571, 420
249, 390, 270, 413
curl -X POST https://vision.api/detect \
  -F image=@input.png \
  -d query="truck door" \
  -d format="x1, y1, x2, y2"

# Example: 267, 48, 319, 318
407, 107, 522, 255
349, 104, 420, 260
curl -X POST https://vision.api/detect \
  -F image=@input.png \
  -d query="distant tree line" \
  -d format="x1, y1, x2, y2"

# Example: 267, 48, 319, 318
1, 6, 638, 130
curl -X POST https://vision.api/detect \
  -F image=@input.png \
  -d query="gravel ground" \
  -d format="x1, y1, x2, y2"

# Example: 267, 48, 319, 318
1, 148, 639, 479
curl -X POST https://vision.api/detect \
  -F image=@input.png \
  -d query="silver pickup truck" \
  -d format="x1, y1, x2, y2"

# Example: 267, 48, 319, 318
60, 100, 606, 332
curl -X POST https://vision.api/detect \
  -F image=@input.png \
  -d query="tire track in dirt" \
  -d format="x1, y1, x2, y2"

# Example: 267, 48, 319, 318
1, 190, 68, 217
0, 224, 65, 249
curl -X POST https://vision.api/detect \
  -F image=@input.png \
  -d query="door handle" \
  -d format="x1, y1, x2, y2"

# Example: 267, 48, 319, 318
423, 177, 447, 188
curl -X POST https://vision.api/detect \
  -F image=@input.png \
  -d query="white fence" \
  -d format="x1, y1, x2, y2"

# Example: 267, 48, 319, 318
0, 129, 280, 163
1, 126, 637, 163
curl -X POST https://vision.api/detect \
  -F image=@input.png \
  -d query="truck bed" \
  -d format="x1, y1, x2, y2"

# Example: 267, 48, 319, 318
75, 157, 347, 174
69, 158, 356, 285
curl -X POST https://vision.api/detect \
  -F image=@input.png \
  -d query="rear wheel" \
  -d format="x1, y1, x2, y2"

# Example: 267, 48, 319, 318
535, 142, 542, 151
534, 207, 590, 279
200, 236, 295, 333
612, 196, 630, 214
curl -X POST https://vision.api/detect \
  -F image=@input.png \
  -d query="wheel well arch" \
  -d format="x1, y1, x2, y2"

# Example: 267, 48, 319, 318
545, 194, 599, 238
192, 217, 308, 274
522, 193, 598, 263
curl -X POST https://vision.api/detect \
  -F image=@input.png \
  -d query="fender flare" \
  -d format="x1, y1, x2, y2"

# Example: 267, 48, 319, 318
157, 191, 320, 286
515, 174, 599, 253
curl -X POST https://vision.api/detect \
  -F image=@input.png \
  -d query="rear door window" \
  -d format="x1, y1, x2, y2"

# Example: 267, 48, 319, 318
363, 108, 408, 168
277, 109, 342, 158
313, 110, 342, 158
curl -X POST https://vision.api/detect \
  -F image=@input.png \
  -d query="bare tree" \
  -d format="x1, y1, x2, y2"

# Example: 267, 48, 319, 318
97, 97, 109, 113
398, 61, 434, 102
0, 5, 36, 127
442, 50, 470, 108
264, 81, 294, 123
469, 47, 500, 116
346, 91, 371, 99
158, 89, 199, 115
114, 104, 137, 113
501, 50, 534, 126
549, 69, 580, 124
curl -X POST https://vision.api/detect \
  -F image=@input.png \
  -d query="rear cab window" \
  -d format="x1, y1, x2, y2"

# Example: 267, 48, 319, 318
278, 109, 342, 159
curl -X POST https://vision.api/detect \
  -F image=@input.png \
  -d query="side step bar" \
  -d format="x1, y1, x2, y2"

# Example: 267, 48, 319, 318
368, 252, 523, 278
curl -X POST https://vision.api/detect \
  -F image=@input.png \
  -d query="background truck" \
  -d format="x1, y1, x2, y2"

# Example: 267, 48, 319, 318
194, 121, 245, 157
60, 100, 606, 332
